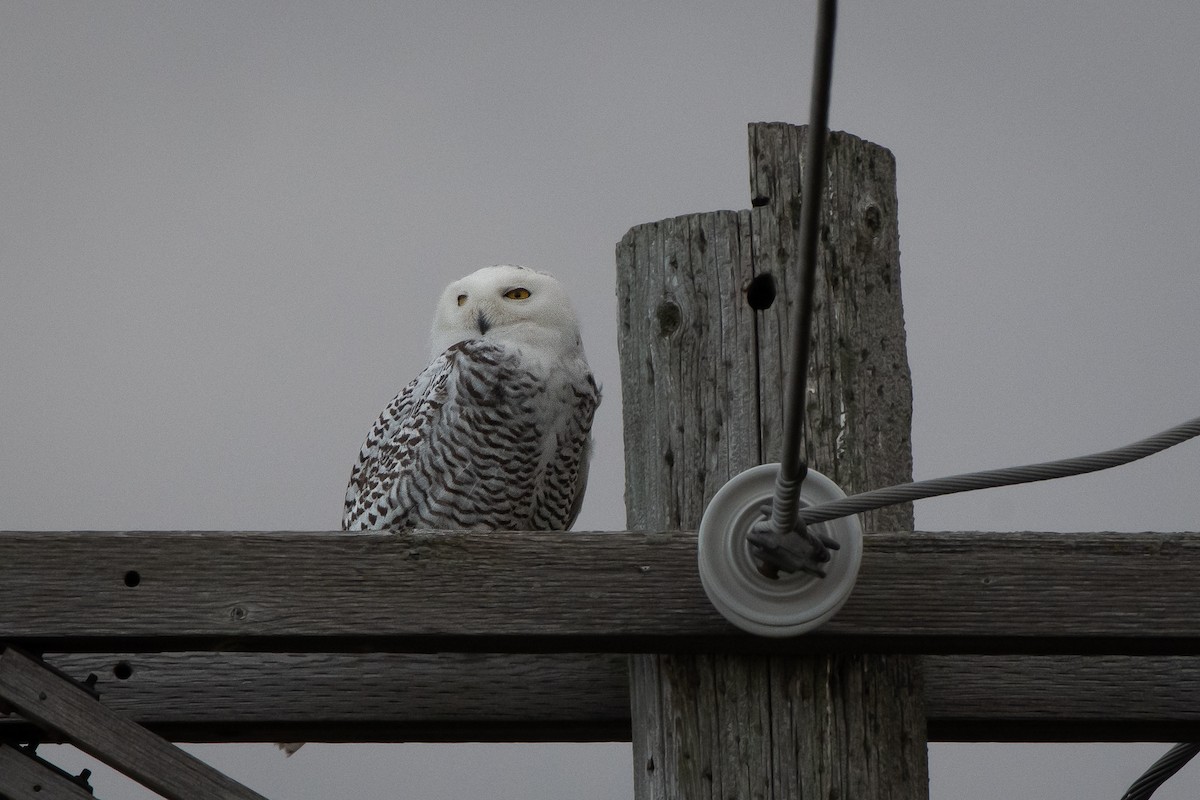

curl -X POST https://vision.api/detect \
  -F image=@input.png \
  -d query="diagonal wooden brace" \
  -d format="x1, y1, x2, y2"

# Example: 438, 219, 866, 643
0, 743, 96, 800
0, 647, 268, 800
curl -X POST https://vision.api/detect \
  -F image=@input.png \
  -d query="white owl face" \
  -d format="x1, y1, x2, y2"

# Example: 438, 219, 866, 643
429, 265, 585, 360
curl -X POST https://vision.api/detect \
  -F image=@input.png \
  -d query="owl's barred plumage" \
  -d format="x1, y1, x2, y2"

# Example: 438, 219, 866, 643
281, 266, 598, 755
342, 265, 600, 533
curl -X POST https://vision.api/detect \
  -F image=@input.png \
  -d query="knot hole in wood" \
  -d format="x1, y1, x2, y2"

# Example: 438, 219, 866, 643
656, 300, 681, 337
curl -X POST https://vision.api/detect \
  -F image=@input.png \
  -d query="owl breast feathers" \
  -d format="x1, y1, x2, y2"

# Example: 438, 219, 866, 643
343, 265, 600, 532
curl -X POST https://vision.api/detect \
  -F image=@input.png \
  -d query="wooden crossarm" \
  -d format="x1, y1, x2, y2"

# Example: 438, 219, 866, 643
2, 651, 1200, 744
2, 530, 1198, 655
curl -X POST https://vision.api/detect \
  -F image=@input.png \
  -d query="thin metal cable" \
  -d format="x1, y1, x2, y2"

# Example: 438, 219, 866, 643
1119, 742, 1200, 800
795, 416, 1200, 526
769, 0, 838, 540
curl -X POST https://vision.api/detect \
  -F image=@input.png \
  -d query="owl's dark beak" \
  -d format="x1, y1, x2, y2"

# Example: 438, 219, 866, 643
476, 312, 491, 335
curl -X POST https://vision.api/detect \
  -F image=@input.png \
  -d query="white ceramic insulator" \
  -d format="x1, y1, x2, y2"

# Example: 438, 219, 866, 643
697, 463, 863, 637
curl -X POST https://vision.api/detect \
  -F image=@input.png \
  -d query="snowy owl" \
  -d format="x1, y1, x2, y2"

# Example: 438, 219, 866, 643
343, 264, 601, 532
280, 266, 598, 755
280, 267, 599, 754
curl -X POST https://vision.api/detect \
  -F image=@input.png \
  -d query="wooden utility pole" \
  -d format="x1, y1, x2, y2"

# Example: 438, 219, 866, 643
617, 122, 927, 799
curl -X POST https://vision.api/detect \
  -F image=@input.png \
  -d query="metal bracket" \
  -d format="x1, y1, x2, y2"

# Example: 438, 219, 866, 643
0, 742, 95, 800
0, 646, 269, 800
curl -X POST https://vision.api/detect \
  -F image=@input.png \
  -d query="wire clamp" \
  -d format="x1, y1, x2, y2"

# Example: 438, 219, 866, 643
746, 462, 840, 578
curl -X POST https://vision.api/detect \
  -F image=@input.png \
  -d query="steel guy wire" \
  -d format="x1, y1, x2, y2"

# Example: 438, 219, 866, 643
794, 415, 1200, 526
765, 0, 838, 558
1119, 742, 1200, 800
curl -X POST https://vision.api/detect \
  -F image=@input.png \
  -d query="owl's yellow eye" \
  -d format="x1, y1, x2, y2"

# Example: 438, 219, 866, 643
456, 294, 468, 306
504, 287, 531, 300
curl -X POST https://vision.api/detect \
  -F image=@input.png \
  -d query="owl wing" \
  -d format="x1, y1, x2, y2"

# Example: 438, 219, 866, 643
530, 371, 601, 531
343, 340, 538, 531
342, 346, 456, 530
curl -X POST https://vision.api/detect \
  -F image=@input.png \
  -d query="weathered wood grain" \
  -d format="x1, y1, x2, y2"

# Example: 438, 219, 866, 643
923, 654, 1200, 742
0, 652, 631, 744
615, 210, 758, 531
0, 743, 96, 800
3, 652, 1197, 744
3, 530, 1200, 653
619, 123, 927, 800
0, 648, 266, 800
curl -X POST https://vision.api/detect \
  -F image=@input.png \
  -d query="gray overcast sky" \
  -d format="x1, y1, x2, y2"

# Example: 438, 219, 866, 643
3, 1, 1199, 798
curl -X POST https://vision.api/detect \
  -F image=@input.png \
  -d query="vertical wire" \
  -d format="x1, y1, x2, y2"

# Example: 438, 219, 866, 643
769, 0, 839, 537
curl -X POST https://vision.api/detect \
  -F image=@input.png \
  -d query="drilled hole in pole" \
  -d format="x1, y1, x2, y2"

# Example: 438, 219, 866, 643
746, 273, 777, 310
113, 662, 133, 680
123, 570, 140, 587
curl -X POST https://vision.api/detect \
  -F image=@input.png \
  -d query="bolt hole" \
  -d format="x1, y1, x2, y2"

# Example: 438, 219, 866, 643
746, 273, 777, 310
123, 570, 140, 588
113, 662, 133, 680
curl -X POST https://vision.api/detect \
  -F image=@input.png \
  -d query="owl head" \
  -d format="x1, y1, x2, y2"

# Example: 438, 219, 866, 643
430, 265, 586, 361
